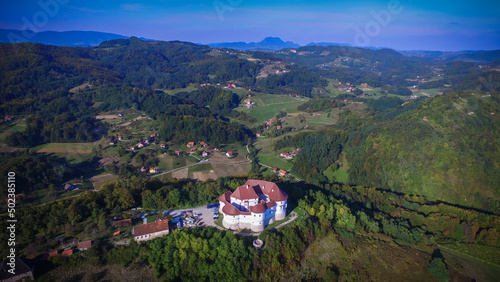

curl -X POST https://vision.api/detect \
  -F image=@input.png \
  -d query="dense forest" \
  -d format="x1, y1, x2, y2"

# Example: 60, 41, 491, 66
1, 176, 498, 280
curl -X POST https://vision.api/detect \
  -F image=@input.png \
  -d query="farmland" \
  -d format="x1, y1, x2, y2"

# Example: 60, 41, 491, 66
237, 94, 309, 123
34, 143, 95, 164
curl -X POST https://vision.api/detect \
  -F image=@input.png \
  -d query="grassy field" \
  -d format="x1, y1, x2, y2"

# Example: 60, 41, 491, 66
34, 143, 95, 164
258, 155, 293, 170
255, 132, 305, 171
237, 94, 309, 123
159, 84, 198, 95
440, 244, 500, 282
188, 163, 213, 174
413, 88, 442, 97
0, 120, 26, 142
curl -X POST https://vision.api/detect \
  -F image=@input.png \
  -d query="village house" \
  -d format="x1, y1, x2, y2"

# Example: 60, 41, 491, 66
149, 167, 158, 174
280, 152, 293, 160
137, 142, 145, 149
160, 144, 166, 149
111, 218, 132, 228
62, 249, 73, 257
174, 151, 181, 156
48, 251, 58, 257
256, 133, 261, 137
202, 151, 209, 157
226, 151, 234, 158
279, 170, 288, 176
200, 142, 208, 147
218, 180, 288, 232
78, 240, 92, 251
118, 135, 122, 141
113, 231, 121, 237
141, 166, 147, 172
133, 220, 170, 242
186, 142, 195, 148
129, 146, 135, 151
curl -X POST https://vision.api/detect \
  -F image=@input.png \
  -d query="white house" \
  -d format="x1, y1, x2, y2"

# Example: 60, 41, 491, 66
133, 220, 170, 242
219, 180, 288, 232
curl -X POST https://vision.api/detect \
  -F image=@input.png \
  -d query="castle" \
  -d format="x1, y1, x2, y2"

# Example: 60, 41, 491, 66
218, 180, 288, 232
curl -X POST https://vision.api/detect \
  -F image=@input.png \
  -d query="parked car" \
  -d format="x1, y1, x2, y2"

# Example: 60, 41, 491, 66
207, 203, 219, 209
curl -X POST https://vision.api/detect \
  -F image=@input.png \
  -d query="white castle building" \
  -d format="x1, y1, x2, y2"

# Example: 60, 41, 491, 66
218, 180, 288, 232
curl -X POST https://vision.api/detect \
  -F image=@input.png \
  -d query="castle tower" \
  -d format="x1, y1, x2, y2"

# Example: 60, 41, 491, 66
250, 203, 266, 232
275, 199, 287, 221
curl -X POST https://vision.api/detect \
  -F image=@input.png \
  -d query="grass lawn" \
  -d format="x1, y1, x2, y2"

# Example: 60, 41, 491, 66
258, 155, 293, 171
238, 94, 309, 123
160, 85, 198, 95
34, 142, 95, 164
34, 143, 95, 151
330, 152, 349, 183
188, 163, 213, 174
414, 88, 442, 97
0, 120, 26, 142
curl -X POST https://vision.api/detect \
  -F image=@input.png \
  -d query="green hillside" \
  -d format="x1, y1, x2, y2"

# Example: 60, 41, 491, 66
346, 92, 500, 212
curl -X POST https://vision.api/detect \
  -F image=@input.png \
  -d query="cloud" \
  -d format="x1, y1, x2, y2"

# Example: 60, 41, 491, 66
120, 4, 144, 11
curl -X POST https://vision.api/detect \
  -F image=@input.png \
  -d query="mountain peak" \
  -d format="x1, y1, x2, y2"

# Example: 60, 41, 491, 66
259, 37, 285, 44
208, 37, 299, 51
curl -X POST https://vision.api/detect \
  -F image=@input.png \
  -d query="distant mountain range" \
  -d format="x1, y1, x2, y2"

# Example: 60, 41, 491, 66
207, 37, 300, 51
0, 29, 148, 47
1, 29, 499, 62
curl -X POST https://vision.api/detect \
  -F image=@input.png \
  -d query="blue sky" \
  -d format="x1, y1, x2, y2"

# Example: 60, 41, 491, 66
1, 0, 499, 50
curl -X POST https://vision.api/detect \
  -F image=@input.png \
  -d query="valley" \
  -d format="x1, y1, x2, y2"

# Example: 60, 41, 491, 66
0, 37, 499, 281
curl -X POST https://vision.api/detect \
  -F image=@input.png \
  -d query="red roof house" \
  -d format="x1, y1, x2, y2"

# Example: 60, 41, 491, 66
133, 220, 170, 242
78, 240, 92, 251
48, 251, 59, 257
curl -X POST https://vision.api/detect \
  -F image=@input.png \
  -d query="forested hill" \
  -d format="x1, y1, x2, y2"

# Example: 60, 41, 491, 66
280, 92, 500, 213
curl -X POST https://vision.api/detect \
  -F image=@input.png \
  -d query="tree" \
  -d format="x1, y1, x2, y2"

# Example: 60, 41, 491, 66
427, 257, 449, 282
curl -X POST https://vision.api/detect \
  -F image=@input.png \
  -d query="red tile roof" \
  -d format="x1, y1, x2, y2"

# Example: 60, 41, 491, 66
231, 185, 258, 200
266, 200, 276, 209
250, 203, 267, 213
62, 249, 73, 257
222, 203, 241, 216
218, 191, 232, 202
49, 251, 58, 257
133, 220, 169, 237
244, 180, 288, 202
78, 240, 92, 250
